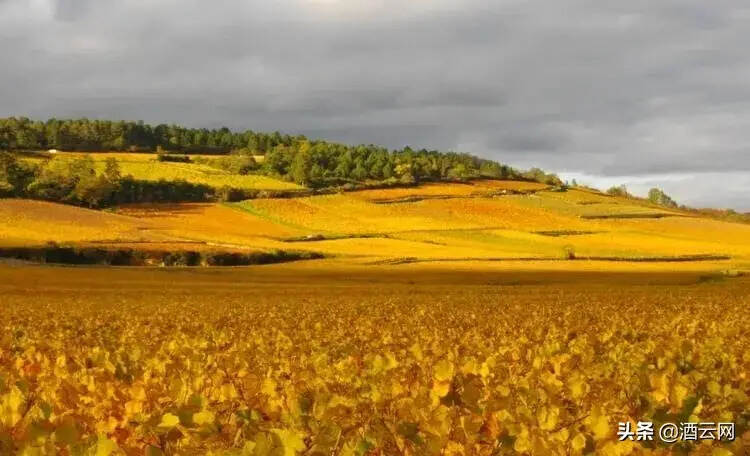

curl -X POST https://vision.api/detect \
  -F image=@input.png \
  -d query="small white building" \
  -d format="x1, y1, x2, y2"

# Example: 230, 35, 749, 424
48, 149, 58, 154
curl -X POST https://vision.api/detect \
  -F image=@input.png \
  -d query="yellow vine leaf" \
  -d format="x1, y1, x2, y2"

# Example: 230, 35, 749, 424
434, 359, 454, 382
194, 410, 216, 425
584, 407, 610, 441
571, 432, 586, 451
158, 413, 180, 428
271, 429, 306, 456
94, 437, 121, 456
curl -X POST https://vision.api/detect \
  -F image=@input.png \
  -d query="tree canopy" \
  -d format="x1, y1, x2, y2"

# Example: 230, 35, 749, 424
0, 117, 297, 154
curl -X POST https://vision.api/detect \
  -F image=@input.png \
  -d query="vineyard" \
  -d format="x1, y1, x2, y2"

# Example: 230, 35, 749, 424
2, 178, 750, 455
21, 153, 297, 191
0, 265, 748, 455
3, 179, 750, 265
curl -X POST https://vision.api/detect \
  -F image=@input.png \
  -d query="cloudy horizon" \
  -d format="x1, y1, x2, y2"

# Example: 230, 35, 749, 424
1, 0, 749, 210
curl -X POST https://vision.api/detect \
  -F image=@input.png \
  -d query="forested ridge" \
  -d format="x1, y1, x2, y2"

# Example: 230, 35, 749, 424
0, 117, 562, 188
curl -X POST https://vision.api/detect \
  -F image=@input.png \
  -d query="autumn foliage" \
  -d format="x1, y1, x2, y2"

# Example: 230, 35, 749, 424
1, 269, 748, 455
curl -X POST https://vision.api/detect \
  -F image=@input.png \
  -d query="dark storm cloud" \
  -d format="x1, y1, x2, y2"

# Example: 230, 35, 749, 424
1, 0, 749, 209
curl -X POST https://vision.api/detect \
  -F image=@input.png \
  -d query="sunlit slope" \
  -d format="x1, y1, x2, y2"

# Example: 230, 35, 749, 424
238, 183, 579, 234
0, 199, 163, 245
353, 180, 548, 201
116, 203, 302, 247
4, 180, 750, 266
0, 200, 289, 258
226, 184, 750, 262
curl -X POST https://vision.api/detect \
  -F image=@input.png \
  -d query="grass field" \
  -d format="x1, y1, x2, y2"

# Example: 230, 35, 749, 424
0, 264, 748, 454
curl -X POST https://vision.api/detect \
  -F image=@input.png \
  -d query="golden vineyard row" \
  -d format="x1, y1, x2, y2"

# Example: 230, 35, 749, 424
1, 278, 748, 455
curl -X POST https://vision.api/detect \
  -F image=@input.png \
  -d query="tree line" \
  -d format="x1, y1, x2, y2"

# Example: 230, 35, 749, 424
0, 117, 563, 188
262, 143, 561, 187
0, 117, 294, 154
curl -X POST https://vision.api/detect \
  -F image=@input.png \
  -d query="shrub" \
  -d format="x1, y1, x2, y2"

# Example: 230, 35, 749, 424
156, 154, 192, 163
162, 251, 202, 266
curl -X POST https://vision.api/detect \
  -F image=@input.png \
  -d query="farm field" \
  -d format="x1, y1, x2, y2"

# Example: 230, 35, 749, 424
0, 263, 748, 454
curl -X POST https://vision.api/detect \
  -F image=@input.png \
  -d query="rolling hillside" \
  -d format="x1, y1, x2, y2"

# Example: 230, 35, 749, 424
2, 178, 748, 270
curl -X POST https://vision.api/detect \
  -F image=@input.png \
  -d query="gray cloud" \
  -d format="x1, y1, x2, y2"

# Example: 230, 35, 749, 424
53, 0, 97, 21
0, 0, 749, 210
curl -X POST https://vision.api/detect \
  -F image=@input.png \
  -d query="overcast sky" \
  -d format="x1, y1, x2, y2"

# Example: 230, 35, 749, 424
1, 0, 749, 210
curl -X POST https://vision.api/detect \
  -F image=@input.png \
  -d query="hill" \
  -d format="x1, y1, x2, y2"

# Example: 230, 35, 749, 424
2, 180, 748, 270
0, 117, 562, 191
2, 127, 748, 270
